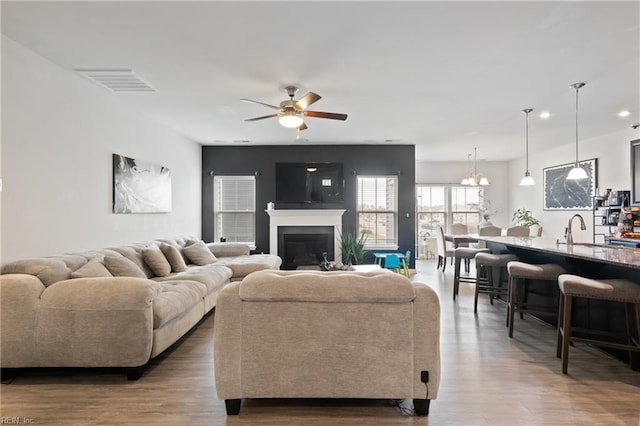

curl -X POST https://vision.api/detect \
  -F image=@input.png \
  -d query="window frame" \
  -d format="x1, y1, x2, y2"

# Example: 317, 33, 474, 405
416, 184, 482, 235
213, 175, 256, 247
356, 175, 399, 250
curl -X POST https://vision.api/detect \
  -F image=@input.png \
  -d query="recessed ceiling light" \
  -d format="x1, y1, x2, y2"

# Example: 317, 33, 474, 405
539, 111, 551, 119
618, 110, 631, 118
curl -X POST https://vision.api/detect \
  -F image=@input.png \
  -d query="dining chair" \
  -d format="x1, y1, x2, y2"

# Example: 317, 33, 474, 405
384, 254, 402, 275
479, 225, 502, 236
435, 225, 454, 272
450, 223, 468, 235
402, 250, 411, 277
477, 225, 502, 248
450, 223, 469, 250
506, 226, 530, 237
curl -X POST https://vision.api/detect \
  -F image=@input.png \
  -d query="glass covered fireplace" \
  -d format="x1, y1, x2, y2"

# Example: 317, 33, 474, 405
278, 226, 334, 270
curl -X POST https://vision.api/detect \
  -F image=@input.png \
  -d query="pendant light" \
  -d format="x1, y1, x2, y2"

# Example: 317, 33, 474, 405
520, 108, 535, 186
567, 82, 588, 180
460, 148, 489, 186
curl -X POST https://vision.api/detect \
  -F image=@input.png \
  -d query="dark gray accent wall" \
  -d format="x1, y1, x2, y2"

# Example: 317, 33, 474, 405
202, 145, 416, 266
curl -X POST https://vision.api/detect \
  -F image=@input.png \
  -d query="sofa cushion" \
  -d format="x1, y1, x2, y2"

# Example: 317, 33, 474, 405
160, 243, 187, 272
150, 280, 207, 329
215, 254, 282, 279
207, 243, 250, 257
1, 258, 71, 287
153, 264, 233, 294
240, 270, 415, 303
103, 255, 147, 279
71, 260, 113, 279
142, 245, 172, 277
110, 246, 154, 278
182, 241, 217, 266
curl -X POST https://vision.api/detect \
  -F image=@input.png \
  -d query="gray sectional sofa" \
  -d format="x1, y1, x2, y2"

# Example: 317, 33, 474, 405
0, 236, 281, 379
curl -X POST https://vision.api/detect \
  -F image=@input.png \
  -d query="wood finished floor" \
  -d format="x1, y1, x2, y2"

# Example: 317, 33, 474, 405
1, 259, 639, 425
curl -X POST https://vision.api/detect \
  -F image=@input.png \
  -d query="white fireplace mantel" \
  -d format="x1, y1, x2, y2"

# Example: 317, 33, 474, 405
267, 209, 346, 260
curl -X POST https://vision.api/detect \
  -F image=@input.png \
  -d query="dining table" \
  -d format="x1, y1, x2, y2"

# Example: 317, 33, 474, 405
444, 233, 480, 248
444, 234, 480, 273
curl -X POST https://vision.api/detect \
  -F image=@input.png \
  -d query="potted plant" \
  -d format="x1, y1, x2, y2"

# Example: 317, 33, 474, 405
339, 230, 368, 265
512, 207, 541, 228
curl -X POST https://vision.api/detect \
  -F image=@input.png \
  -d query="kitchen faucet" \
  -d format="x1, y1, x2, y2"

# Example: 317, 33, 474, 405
565, 214, 586, 245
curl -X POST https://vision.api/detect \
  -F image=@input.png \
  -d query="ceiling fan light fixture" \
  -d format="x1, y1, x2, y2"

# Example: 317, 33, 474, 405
279, 112, 304, 129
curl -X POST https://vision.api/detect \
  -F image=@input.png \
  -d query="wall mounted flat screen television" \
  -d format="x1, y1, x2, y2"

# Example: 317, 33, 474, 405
276, 162, 344, 204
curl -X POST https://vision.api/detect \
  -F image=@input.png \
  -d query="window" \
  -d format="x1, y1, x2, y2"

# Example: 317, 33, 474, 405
357, 175, 398, 248
451, 186, 481, 232
416, 184, 482, 234
213, 176, 255, 245
416, 185, 446, 236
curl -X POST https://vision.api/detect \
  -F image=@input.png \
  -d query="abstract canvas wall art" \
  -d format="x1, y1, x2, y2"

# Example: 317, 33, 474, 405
113, 154, 172, 213
543, 158, 597, 210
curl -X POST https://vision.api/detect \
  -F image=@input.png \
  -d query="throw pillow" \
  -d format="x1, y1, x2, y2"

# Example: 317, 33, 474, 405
71, 260, 113, 279
142, 245, 172, 277
159, 243, 187, 272
103, 255, 147, 278
182, 241, 217, 266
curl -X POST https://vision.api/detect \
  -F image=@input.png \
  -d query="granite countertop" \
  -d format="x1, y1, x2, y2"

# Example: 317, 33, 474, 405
479, 236, 640, 270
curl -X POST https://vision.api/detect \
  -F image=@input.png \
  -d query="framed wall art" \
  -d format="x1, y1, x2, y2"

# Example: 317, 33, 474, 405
112, 154, 172, 213
543, 158, 597, 210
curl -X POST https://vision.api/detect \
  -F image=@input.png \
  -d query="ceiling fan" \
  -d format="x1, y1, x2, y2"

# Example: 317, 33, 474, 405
241, 85, 347, 130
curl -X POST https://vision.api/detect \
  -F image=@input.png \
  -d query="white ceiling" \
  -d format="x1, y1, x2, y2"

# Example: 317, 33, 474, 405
2, 1, 639, 161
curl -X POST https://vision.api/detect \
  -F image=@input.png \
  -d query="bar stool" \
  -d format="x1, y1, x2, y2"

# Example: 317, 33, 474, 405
474, 253, 518, 314
557, 274, 640, 374
453, 247, 490, 300
506, 261, 566, 338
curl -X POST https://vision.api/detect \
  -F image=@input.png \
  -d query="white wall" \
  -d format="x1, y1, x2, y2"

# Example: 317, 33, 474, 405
415, 161, 511, 228
1, 36, 202, 264
509, 127, 638, 243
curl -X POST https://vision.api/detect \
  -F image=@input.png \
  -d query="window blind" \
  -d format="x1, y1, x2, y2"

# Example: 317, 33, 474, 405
214, 176, 255, 243
357, 176, 398, 246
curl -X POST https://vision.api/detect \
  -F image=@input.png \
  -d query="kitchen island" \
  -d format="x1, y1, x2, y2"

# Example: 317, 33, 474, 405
481, 236, 640, 368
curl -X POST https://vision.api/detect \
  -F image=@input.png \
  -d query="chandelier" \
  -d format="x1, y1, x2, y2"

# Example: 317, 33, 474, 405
460, 147, 490, 186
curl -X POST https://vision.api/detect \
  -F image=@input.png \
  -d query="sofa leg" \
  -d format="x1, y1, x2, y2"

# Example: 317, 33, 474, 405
225, 399, 241, 415
125, 366, 145, 380
413, 398, 430, 416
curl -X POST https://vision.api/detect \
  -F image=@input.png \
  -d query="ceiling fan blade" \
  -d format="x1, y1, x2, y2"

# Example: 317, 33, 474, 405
295, 92, 321, 110
298, 122, 308, 131
245, 113, 279, 122
240, 98, 281, 110
304, 110, 348, 121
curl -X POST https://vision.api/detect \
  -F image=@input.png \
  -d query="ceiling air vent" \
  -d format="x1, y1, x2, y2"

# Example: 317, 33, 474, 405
75, 69, 156, 92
